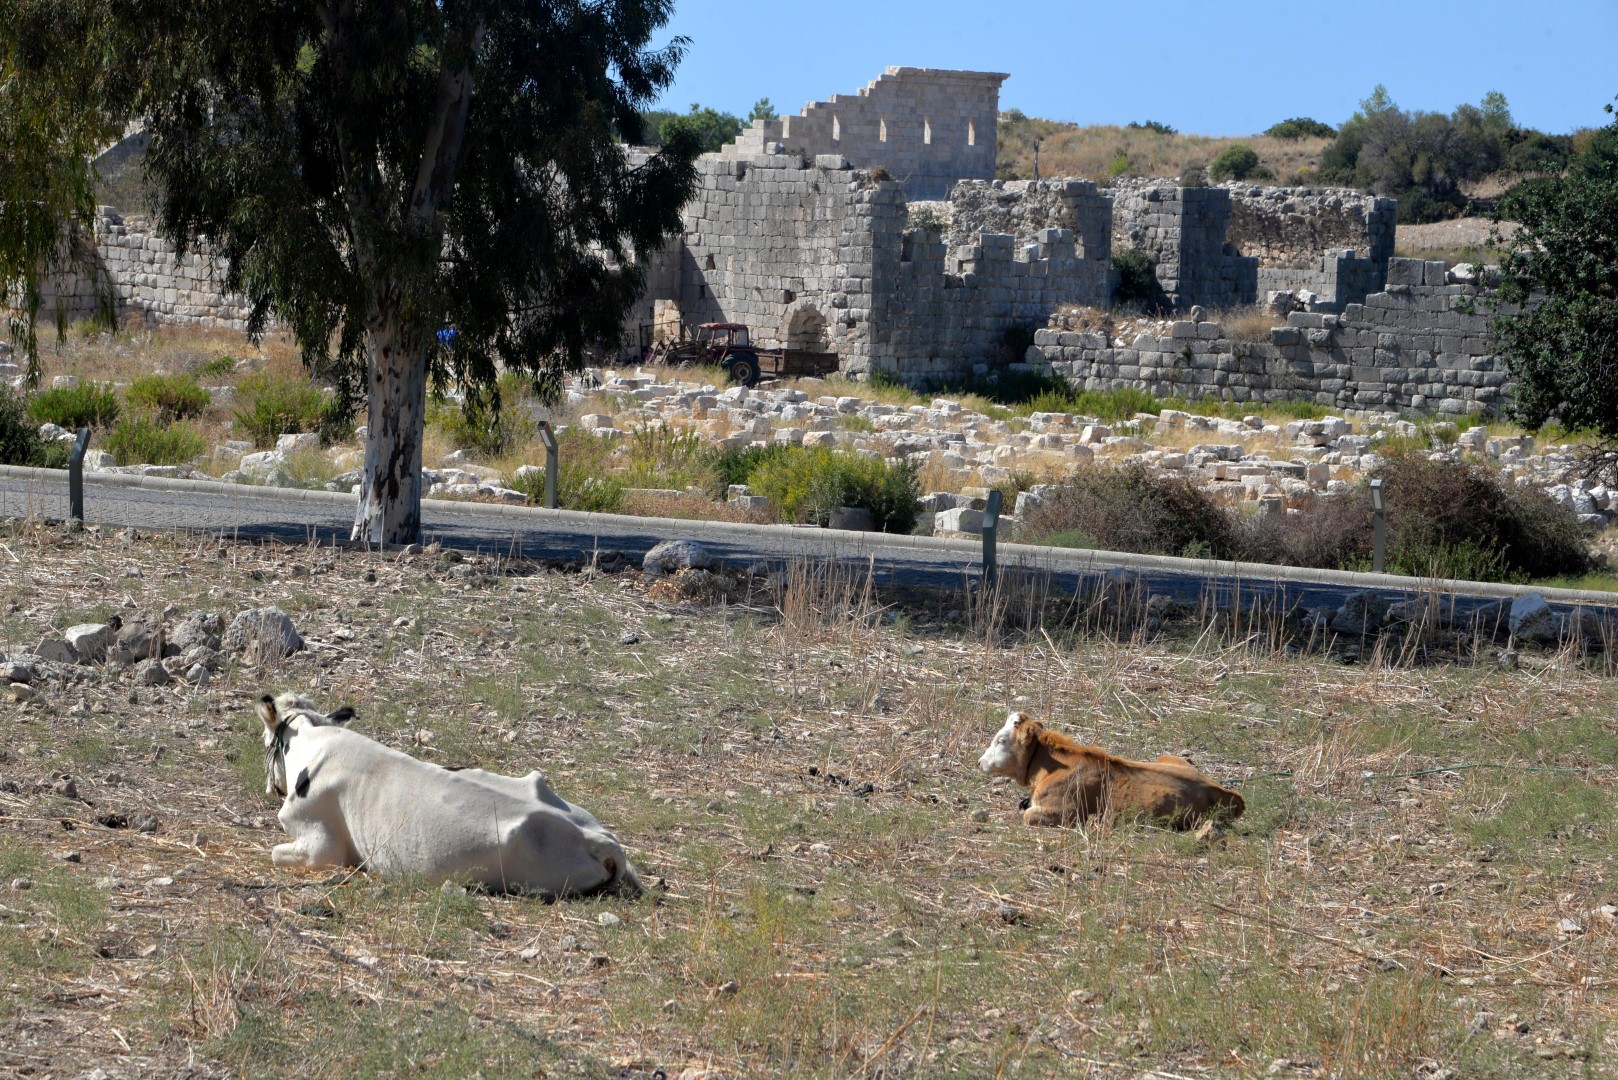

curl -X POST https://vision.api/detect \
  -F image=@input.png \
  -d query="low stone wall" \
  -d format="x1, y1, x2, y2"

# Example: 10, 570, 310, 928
38, 207, 252, 331
1025, 258, 1510, 416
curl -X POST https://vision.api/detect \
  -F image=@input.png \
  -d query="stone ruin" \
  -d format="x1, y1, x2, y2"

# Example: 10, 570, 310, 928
26, 64, 1517, 419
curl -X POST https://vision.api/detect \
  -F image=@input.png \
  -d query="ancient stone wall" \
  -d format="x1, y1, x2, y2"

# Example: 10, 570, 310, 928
652, 154, 891, 365
1224, 184, 1396, 269
1026, 258, 1509, 416
38, 207, 252, 330
870, 220, 1113, 379
721, 67, 1006, 201
1110, 182, 1257, 310
944, 178, 1112, 261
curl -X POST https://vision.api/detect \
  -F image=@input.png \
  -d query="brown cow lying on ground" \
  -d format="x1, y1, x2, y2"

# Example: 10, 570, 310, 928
977, 712, 1245, 829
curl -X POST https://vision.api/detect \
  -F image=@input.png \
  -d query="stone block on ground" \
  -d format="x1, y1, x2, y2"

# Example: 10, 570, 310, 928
224, 607, 305, 659
642, 539, 719, 580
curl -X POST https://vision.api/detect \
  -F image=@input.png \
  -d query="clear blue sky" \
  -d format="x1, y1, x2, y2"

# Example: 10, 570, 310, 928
650, 0, 1616, 136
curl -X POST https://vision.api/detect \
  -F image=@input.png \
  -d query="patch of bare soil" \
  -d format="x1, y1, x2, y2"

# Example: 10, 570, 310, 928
0, 522, 1614, 1078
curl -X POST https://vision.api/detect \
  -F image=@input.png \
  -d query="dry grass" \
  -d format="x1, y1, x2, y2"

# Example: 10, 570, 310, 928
0, 521, 1614, 1077
998, 120, 1331, 186
1215, 304, 1285, 344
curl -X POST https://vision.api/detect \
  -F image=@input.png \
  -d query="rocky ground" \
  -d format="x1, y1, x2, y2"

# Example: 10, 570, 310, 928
0, 522, 1614, 1077
37, 362, 1614, 543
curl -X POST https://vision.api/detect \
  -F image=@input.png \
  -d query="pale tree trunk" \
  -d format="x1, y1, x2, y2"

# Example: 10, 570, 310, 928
351, 312, 427, 545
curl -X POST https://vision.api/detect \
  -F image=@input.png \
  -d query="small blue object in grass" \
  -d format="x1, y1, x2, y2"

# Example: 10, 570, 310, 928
437, 326, 458, 346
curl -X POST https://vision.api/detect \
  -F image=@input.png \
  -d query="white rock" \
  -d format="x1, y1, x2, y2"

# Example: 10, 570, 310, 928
64, 623, 112, 664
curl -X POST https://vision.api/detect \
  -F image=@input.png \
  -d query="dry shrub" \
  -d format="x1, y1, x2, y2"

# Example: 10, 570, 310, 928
646, 567, 739, 605
1238, 452, 1595, 580
1021, 463, 1237, 559
1216, 304, 1282, 344
1237, 489, 1373, 569
621, 490, 771, 524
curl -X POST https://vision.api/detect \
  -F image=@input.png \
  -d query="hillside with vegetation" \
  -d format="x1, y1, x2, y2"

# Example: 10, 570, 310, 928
997, 89, 1593, 224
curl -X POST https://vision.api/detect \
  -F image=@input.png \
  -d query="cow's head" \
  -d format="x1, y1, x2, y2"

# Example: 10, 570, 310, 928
977, 711, 1040, 785
257, 692, 354, 797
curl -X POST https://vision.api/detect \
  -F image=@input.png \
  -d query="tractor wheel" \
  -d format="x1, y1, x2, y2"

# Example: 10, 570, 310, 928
729, 355, 760, 387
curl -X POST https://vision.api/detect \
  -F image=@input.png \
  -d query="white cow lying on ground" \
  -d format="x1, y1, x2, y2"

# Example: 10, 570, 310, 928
258, 693, 640, 898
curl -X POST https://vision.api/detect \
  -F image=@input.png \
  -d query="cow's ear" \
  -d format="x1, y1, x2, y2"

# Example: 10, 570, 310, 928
256, 694, 280, 731
327, 706, 355, 726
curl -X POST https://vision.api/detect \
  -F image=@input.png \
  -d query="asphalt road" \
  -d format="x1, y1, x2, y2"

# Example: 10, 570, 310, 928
4, 467, 1617, 624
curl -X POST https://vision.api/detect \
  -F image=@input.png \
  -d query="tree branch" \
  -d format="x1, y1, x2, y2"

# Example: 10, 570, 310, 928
410, 8, 486, 229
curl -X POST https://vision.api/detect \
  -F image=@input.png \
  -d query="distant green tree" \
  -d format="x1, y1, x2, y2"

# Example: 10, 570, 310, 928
1319, 85, 1519, 222
1126, 120, 1176, 136
660, 104, 744, 154
1209, 144, 1261, 181
1490, 99, 1618, 480
1478, 90, 1514, 132
1264, 117, 1335, 140
748, 98, 777, 124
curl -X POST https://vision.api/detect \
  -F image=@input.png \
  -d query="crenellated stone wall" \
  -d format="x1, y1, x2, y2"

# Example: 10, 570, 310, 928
721, 67, 1006, 201
637, 155, 1116, 378
1025, 258, 1511, 416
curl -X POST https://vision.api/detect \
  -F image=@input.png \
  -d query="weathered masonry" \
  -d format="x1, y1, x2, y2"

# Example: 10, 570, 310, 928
1025, 259, 1508, 416
38, 206, 252, 331
721, 67, 1006, 201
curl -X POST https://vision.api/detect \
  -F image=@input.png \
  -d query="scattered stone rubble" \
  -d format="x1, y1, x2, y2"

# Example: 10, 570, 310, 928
35, 364, 1612, 539
4, 606, 303, 702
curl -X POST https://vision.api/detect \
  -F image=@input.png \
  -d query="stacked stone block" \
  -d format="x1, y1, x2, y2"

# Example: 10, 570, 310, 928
1111, 183, 1256, 310
1026, 258, 1510, 416
668, 154, 890, 364
945, 178, 1112, 263
37, 207, 252, 331
721, 67, 1007, 201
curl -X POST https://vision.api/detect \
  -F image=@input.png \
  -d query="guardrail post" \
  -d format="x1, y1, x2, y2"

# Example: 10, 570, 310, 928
536, 420, 559, 510
1370, 478, 1386, 574
982, 488, 1003, 587
69, 426, 90, 526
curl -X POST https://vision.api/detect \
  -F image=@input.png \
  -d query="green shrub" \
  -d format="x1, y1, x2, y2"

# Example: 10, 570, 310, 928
617, 425, 721, 494
233, 373, 331, 449
1112, 247, 1164, 310
747, 446, 919, 532
1127, 120, 1177, 136
1106, 151, 1132, 178
0, 390, 60, 466
506, 426, 627, 512
104, 418, 207, 466
999, 321, 1039, 364
1264, 117, 1336, 140
1020, 463, 1237, 559
426, 396, 536, 458
26, 381, 120, 430
199, 355, 237, 377
713, 443, 793, 493
1209, 144, 1261, 182
126, 372, 211, 422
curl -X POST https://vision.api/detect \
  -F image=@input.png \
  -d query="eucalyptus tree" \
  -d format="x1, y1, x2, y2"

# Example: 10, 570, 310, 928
1, 0, 700, 544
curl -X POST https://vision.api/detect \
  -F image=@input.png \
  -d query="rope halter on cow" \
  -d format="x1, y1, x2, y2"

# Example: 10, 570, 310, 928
265, 719, 293, 798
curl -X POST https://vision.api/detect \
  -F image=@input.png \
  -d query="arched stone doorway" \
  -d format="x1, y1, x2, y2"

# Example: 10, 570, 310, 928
783, 305, 831, 353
